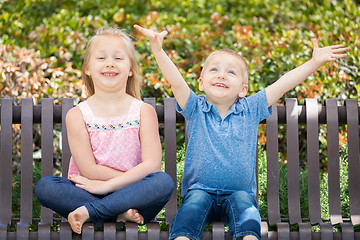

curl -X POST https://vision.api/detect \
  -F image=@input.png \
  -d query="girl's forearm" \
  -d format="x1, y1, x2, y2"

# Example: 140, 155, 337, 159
105, 160, 160, 192
81, 164, 124, 181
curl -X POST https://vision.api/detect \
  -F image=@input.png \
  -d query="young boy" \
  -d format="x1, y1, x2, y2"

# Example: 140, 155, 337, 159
135, 25, 348, 240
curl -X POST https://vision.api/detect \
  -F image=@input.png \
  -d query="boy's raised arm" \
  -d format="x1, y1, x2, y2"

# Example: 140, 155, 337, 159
135, 25, 190, 110
265, 38, 349, 107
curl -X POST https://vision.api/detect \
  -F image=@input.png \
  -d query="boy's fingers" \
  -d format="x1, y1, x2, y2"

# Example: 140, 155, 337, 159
160, 30, 168, 38
333, 47, 349, 53
330, 44, 345, 49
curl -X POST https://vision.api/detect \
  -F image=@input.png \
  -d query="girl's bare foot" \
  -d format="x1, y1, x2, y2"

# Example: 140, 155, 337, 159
117, 209, 144, 224
68, 206, 90, 234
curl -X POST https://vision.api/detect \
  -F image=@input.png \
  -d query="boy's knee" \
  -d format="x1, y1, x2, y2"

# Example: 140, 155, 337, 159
229, 191, 256, 206
182, 190, 212, 207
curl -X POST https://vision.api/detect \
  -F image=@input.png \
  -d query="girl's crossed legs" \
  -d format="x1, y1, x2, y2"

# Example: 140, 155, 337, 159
35, 172, 174, 233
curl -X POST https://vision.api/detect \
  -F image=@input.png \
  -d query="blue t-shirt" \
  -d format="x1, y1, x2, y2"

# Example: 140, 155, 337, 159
177, 89, 272, 198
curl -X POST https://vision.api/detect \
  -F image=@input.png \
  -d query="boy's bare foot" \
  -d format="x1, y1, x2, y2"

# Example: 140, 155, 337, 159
243, 235, 258, 240
68, 206, 90, 234
117, 209, 144, 224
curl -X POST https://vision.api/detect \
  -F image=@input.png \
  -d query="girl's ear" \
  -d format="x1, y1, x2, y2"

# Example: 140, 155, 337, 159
129, 71, 133, 77
238, 84, 249, 98
198, 77, 204, 91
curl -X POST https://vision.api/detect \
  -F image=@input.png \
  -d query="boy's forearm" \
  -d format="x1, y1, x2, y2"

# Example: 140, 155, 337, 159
152, 49, 185, 87
266, 58, 321, 106
151, 48, 190, 109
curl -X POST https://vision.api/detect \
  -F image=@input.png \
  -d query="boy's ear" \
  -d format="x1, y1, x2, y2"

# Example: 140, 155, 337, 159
198, 77, 204, 91
238, 84, 249, 98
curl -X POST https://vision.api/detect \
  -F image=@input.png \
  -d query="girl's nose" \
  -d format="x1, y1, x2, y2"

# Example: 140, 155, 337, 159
105, 59, 115, 68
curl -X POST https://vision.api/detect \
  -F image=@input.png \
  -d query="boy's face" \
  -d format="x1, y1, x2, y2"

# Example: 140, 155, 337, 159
199, 52, 248, 105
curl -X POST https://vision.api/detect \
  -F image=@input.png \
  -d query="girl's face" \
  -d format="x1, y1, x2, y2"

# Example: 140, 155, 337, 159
199, 52, 248, 105
85, 36, 132, 94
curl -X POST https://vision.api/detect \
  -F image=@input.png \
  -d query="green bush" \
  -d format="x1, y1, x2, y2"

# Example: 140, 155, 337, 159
1, 0, 359, 103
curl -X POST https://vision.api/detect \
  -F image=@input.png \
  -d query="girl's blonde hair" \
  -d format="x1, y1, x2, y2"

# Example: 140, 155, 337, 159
82, 27, 141, 99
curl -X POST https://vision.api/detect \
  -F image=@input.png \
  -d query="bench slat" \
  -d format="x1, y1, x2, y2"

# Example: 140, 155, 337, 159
125, 222, 138, 240
0, 99, 13, 225
285, 98, 302, 224
320, 223, 334, 240
298, 222, 312, 240
341, 223, 355, 240
164, 98, 177, 223
326, 99, 343, 225
61, 98, 73, 178
212, 222, 224, 240
82, 223, 95, 240
277, 222, 290, 240
346, 99, 360, 226
147, 222, 160, 240
40, 99, 54, 225
20, 98, 34, 225
306, 98, 322, 224
60, 222, 72, 239
266, 103, 281, 225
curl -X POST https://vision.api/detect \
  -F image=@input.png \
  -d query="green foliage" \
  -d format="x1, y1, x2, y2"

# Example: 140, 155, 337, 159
1, 0, 359, 103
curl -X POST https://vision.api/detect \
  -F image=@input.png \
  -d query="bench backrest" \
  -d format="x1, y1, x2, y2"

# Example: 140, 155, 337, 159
0, 97, 359, 230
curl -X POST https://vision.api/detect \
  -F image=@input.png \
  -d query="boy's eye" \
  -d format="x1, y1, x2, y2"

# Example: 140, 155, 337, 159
210, 67, 217, 72
115, 57, 122, 60
97, 57, 105, 60
228, 70, 236, 75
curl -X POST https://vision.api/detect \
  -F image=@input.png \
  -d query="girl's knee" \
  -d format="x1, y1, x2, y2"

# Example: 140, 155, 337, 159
152, 172, 175, 194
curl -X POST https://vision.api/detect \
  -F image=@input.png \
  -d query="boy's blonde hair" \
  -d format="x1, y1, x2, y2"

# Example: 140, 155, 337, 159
200, 49, 249, 84
82, 27, 141, 99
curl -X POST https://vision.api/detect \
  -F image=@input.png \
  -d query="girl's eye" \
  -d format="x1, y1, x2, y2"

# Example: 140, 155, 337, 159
97, 57, 105, 60
228, 70, 235, 75
115, 57, 122, 60
210, 67, 217, 72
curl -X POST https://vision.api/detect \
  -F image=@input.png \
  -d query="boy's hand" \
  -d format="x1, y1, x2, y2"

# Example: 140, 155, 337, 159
312, 38, 349, 67
134, 25, 168, 52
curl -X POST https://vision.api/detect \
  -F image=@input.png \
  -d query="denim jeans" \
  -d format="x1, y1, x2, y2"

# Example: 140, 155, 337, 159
35, 172, 174, 226
169, 189, 261, 240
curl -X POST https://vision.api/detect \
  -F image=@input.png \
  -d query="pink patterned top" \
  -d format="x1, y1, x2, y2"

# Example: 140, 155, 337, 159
68, 98, 143, 177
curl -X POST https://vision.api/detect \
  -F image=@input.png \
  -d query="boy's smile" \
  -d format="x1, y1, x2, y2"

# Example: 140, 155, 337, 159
199, 51, 248, 106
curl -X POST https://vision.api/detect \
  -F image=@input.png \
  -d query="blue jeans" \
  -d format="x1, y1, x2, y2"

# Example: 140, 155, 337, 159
35, 172, 174, 226
169, 189, 261, 240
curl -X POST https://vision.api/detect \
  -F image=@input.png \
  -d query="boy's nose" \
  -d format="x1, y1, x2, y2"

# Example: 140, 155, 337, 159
217, 72, 226, 79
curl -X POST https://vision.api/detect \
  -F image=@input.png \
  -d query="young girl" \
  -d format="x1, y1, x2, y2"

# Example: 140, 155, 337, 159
35, 27, 174, 234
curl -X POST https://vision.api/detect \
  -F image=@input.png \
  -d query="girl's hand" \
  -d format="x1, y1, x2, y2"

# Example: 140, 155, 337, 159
134, 25, 168, 52
69, 175, 111, 195
312, 38, 349, 67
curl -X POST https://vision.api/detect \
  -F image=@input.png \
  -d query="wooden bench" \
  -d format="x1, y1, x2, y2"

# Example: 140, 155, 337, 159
0, 97, 359, 240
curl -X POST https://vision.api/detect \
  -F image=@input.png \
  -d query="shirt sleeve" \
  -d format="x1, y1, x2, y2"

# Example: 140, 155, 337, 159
246, 89, 272, 122
176, 89, 198, 120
